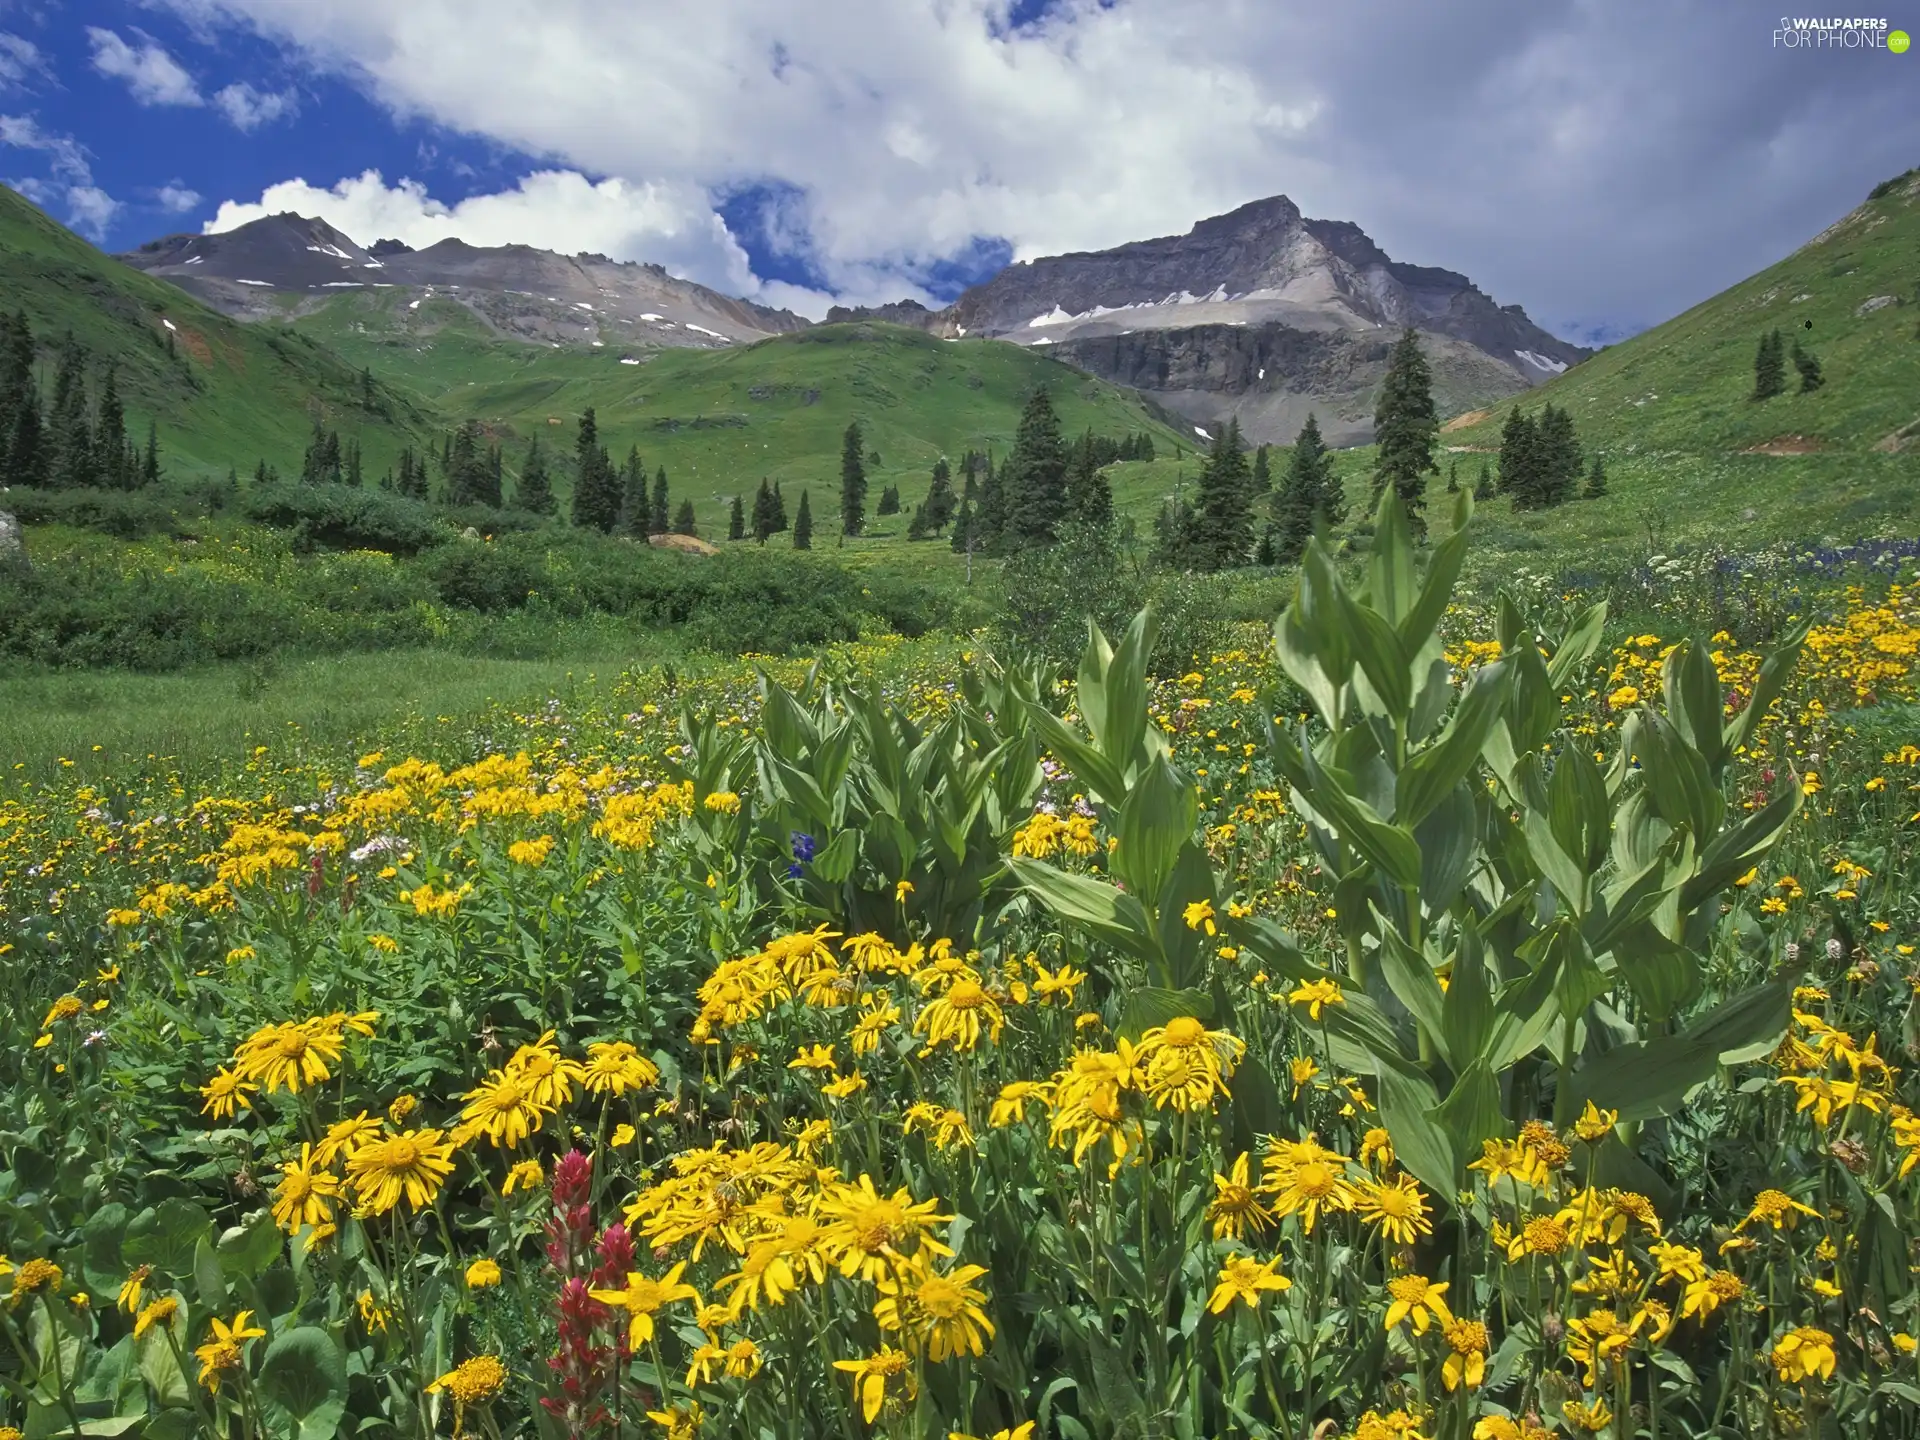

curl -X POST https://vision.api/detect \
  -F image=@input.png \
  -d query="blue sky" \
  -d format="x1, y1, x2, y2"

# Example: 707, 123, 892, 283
3, 1, 1914, 333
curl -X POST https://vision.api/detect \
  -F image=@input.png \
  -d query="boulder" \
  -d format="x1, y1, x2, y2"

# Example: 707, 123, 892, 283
0, 510, 26, 572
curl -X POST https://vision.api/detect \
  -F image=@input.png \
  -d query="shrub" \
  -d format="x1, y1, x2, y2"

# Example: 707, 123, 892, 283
418, 540, 545, 612
240, 483, 449, 555
2, 487, 190, 540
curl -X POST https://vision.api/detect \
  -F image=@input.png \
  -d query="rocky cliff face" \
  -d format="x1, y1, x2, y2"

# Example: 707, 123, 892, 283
120, 213, 811, 350
835, 194, 1586, 443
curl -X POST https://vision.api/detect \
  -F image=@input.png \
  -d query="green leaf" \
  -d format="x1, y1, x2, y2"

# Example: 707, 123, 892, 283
1565, 1033, 1718, 1123
1116, 986, 1213, 1042
1101, 608, 1157, 775
1366, 486, 1418, 627
1440, 923, 1494, 1071
1414, 780, 1480, 916
1227, 1055, 1286, 1158
1724, 619, 1808, 760
1545, 601, 1609, 692
1635, 710, 1722, 841
1504, 642, 1559, 756
1548, 743, 1611, 876
1662, 639, 1726, 773
1008, 858, 1158, 968
1608, 923, 1703, 1023
1679, 784, 1802, 913
1339, 589, 1413, 720
1378, 1068, 1456, 1197
257, 1327, 349, 1440
1376, 922, 1448, 1060
1431, 1061, 1503, 1173
1301, 743, 1423, 890
192, 1235, 227, 1315
1273, 603, 1342, 730
122, 1198, 213, 1279
1399, 488, 1473, 651
1683, 974, 1794, 1064
1113, 753, 1198, 901
1154, 840, 1217, 992
1020, 700, 1128, 807
808, 830, 858, 885
1395, 658, 1510, 827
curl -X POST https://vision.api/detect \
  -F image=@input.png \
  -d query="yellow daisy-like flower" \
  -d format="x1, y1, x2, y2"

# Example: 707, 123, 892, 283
199, 1066, 257, 1121
1572, 1100, 1617, 1142
1354, 1173, 1432, 1246
611, 1123, 637, 1148
1679, 1270, 1745, 1322
1384, 1274, 1452, 1334
427, 1354, 509, 1437
818, 1174, 953, 1283
314, 1111, 384, 1167
459, 1068, 551, 1150
832, 1347, 915, 1424
271, 1144, 342, 1234
504, 1031, 585, 1111
116, 1265, 153, 1316
873, 1254, 995, 1362
503, 1158, 545, 1196
1441, 1318, 1489, 1391
193, 1310, 265, 1394
1207, 1254, 1291, 1313
465, 1259, 502, 1289
1208, 1153, 1275, 1241
42, 995, 83, 1028
345, 1128, 457, 1214
232, 1017, 345, 1095
133, 1295, 179, 1338
1772, 1326, 1837, 1385
588, 1263, 701, 1349
1736, 1188, 1821, 1233
988, 1080, 1053, 1128
912, 979, 1005, 1054
715, 1240, 800, 1319
1286, 978, 1344, 1020
8, 1258, 62, 1308
584, 1040, 660, 1096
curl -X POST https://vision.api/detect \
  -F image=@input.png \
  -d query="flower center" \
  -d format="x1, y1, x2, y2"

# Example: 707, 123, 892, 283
1162, 1017, 1206, 1048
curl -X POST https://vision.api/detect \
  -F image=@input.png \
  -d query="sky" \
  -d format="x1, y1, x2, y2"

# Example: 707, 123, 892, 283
0, 0, 1913, 339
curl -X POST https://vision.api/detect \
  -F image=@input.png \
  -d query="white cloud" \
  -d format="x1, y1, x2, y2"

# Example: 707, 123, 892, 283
0, 32, 49, 94
0, 113, 94, 183
64, 184, 123, 238
213, 81, 296, 130
1, 114, 123, 240
86, 27, 204, 107
151, 0, 1918, 328
155, 181, 202, 212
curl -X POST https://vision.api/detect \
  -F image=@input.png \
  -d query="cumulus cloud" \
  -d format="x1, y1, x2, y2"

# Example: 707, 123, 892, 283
153, 0, 1917, 329
0, 113, 94, 183
213, 81, 297, 130
64, 184, 123, 238
155, 181, 202, 212
0, 32, 49, 94
87, 27, 204, 107
1, 114, 124, 240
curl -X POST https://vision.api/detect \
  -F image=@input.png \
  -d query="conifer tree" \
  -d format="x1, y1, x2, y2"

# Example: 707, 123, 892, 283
1371, 327, 1439, 530
1534, 404, 1581, 507
138, 420, 159, 488
1447, 458, 1460, 494
1497, 409, 1539, 504
907, 504, 929, 540
1791, 339, 1824, 392
728, 494, 745, 540
793, 488, 813, 549
1194, 417, 1253, 569
975, 455, 1006, 555
1752, 329, 1786, 400
923, 456, 956, 532
771, 481, 788, 533
674, 498, 696, 535
650, 466, 670, 535
448, 422, 484, 505
1272, 412, 1337, 563
95, 366, 128, 490
1065, 433, 1114, 530
483, 442, 502, 506
752, 478, 776, 542
619, 449, 649, 537
840, 421, 867, 535
877, 483, 900, 516
1474, 460, 1493, 500
1002, 387, 1069, 548
48, 340, 93, 490
571, 408, 621, 532
949, 497, 974, 554
1583, 453, 1608, 499
1251, 442, 1272, 494
516, 436, 556, 515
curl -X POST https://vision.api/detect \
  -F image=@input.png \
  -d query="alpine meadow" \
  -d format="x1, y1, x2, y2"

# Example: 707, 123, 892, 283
1, 11, 1917, 1440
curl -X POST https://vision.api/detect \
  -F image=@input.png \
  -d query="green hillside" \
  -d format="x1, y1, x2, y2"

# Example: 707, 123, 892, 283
289, 297, 1195, 522
0, 187, 436, 479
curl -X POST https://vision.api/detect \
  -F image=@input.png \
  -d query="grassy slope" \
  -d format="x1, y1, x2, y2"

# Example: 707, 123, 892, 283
0, 187, 436, 479
290, 300, 1196, 525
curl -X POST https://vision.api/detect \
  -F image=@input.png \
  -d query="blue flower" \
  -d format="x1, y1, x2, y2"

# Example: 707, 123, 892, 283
790, 831, 817, 863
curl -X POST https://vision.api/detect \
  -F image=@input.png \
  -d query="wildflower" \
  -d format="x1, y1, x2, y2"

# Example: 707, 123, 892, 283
589, 1263, 701, 1348
41, 995, 82, 1028
117, 1265, 152, 1315
584, 1040, 661, 1096
1208, 1153, 1275, 1241
1287, 977, 1344, 1019
822, 1071, 868, 1099
358, 1290, 393, 1333
504, 1030, 584, 1110
345, 1128, 457, 1214
199, 1066, 257, 1121
1561, 1397, 1613, 1434
1355, 1173, 1433, 1246
232, 1017, 346, 1095
1134, 1016, 1244, 1089
895, 879, 914, 902
193, 1310, 265, 1394
873, 1254, 996, 1360
1182, 899, 1217, 935
913, 979, 1005, 1053
832, 1347, 915, 1424
1384, 1274, 1452, 1334
1572, 1101, 1617, 1142
1473, 1419, 1551, 1440
9, 1258, 62, 1308
387, 1094, 418, 1125
1736, 1188, 1821, 1232
851, 998, 902, 1055
134, 1295, 179, 1338
1608, 686, 1640, 710
1680, 1270, 1746, 1322
1207, 1254, 1292, 1313
1359, 1127, 1395, 1170
989, 1081, 1052, 1129
1565, 1308, 1638, 1387
703, 791, 741, 814
1648, 1242, 1707, 1284
313, 1112, 383, 1167
1261, 1138, 1357, 1233
465, 1259, 502, 1289
427, 1355, 509, 1438
503, 1159, 545, 1195
1772, 1326, 1837, 1385
716, 1240, 800, 1318
1442, 1318, 1490, 1391
271, 1144, 342, 1234
818, 1175, 952, 1282
611, 1123, 637, 1148
1029, 961, 1086, 1003
788, 1044, 838, 1072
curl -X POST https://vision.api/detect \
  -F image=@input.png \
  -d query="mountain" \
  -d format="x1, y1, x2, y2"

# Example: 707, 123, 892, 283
121, 212, 812, 350
833, 195, 1588, 445
0, 186, 433, 479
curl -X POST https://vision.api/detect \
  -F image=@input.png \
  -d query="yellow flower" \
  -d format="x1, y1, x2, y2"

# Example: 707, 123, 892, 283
8, 1258, 63, 1308
460, 1068, 552, 1149
950, 1426, 1037, 1440
788, 1043, 838, 1072
584, 1040, 660, 1096
1182, 899, 1217, 935
358, 1290, 393, 1333
1384, 1274, 1452, 1334
427, 1355, 509, 1436
224, 946, 256, 965
1261, 1138, 1357, 1233
1565, 1308, 1640, 1387
1354, 1173, 1432, 1246
41, 995, 83, 1028
465, 1259, 502, 1289
271, 1144, 342, 1234
611, 1123, 637, 1148
1442, 1318, 1489, 1391
232, 1016, 348, 1094
1572, 1100, 1617, 1142
1607, 686, 1640, 710
1736, 1188, 1820, 1233
715, 1241, 800, 1318
872, 1254, 995, 1362
345, 1128, 457, 1214
818, 1175, 953, 1283
1680, 1270, 1745, 1321
1286, 977, 1344, 1019
314, 1112, 383, 1167
832, 1347, 914, 1424
117, 1265, 153, 1315
913, 979, 1005, 1053
895, 879, 914, 902
133, 1295, 179, 1338
1207, 1254, 1291, 1313
1771, 1326, 1837, 1385
199, 1066, 257, 1121
507, 835, 554, 866
703, 791, 741, 814
1648, 1241, 1707, 1284
588, 1263, 701, 1349
1208, 1153, 1274, 1241
1561, 1397, 1613, 1433
193, 1310, 265, 1394
503, 1159, 545, 1195
989, 1081, 1052, 1128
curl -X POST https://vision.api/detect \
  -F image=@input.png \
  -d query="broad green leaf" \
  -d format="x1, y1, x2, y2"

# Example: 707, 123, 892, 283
1399, 488, 1473, 650
1548, 743, 1611, 876
1008, 858, 1158, 967
1113, 753, 1198, 901
1521, 809, 1587, 912
1636, 710, 1722, 842
257, 1327, 348, 1440
122, 1198, 213, 1279
1366, 488, 1418, 627
1376, 921, 1448, 1060
1273, 604, 1342, 730
1545, 601, 1609, 692
1378, 1067, 1456, 1197
1020, 700, 1128, 806
1154, 841, 1217, 992
1395, 658, 1510, 826
1679, 784, 1802, 913
1440, 923, 1494, 1071
1608, 922, 1703, 1023
1505, 642, 1559, 756
1339, 589, 1413, 720
1683, 974, 1794, 1064
1431, 1061, 1503, 1172
1414, 781, 1480, 916
1662, 639, 1725, 773
1723, 619, 1808, 760
1117, 986, 1213, 1042
1565, 1033, 1718, 1123
809, 830, 858, 885
1102, 608, 1157, 774
1301, 744, 1423, 890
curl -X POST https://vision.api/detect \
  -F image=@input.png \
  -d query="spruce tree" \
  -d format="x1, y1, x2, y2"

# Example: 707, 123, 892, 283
516, 437, 556, 515
448, 422, 483, 505
1447, 458, 1460, 494
48, 341, 93, 490
1752, 329, 1786, 400
877, 483, 900, 516
752, 478, 776, 542
347, 438, 366, 490
619, 450, 649, 537
1065, 434, 1114, 530
650, 466, 670, 535
95, 366, 128, 490
1371, 327, 1439, 530
923, 457, 956, 532
949, 497, 974, 554
1273, 412, 1335, 563
907, 505, 929, 540
1791, 339, 1824, 392
1251, 443, 1272, 494
793, 488, 813, 549
673, 498, 696, 536
728, 494, 745, 540
1474, 460, 1493, 500
1194, 417, 1253, 569
483, 443, 502, 506
771, 481, 788, 533
571, 409, 620, 532
1002, 387, 1069, 548
975, 455, 1006, 555
840, 421, 868, 535
1583, 454, 1608, 499
1498, 409, 1539, 505
139, 421, 159, 488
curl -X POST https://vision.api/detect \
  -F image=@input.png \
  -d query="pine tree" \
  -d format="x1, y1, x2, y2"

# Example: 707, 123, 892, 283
1251, 443, 1272, 494
840, 421, 867, 535
949, 497, 974, 554
346, 438, 365, 490
1002, 387, 1069, 548
1272, 412, 1336, 563
1497, 410, 1539, 505
619, 449, 650, 538
48, 340, 93, 490
1447, 458, 1460, 494
650, 466, 670, 535
877, 483, 901, 516
1534, 404, 1582, 507
975, 455, 1006, 555
447, 422, 483, 505
907, 505, 929, 540
771, 481, 788, 533
728, 494, 745, 540
141, 422, 160, 489
1064, 433, 1113, 530
483, 442, 502, 506
1474, 461, 1493, 500
674, 498, 696, 535
1583, 454, 1608, 499
752, 478, 776, 542
516, 436, 556, 515
95, 366, 128, 490
1791, 339, 1824, 392
571, 409, 620, 532
793, 488, 813, 549
923, 456, 956, 532
1193, 417, 1254, 569
1752, 330, 1786, 400
1371, 327, 1439, 530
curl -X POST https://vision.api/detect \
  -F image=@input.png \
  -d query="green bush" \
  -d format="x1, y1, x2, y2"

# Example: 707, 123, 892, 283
240, 483, 449, 554
995, 521, 1146, 665
2, 486, 191, 540
419, 540, 545, 612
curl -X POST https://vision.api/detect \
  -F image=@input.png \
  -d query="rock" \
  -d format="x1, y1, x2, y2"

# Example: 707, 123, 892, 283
1856, 294, 1898, 316
461, 526, 481, 540
1742, 508, 1758, 521
0, 510, 26, 572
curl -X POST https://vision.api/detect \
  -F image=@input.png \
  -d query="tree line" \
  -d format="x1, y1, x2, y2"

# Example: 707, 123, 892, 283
0, 312, 164, 492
